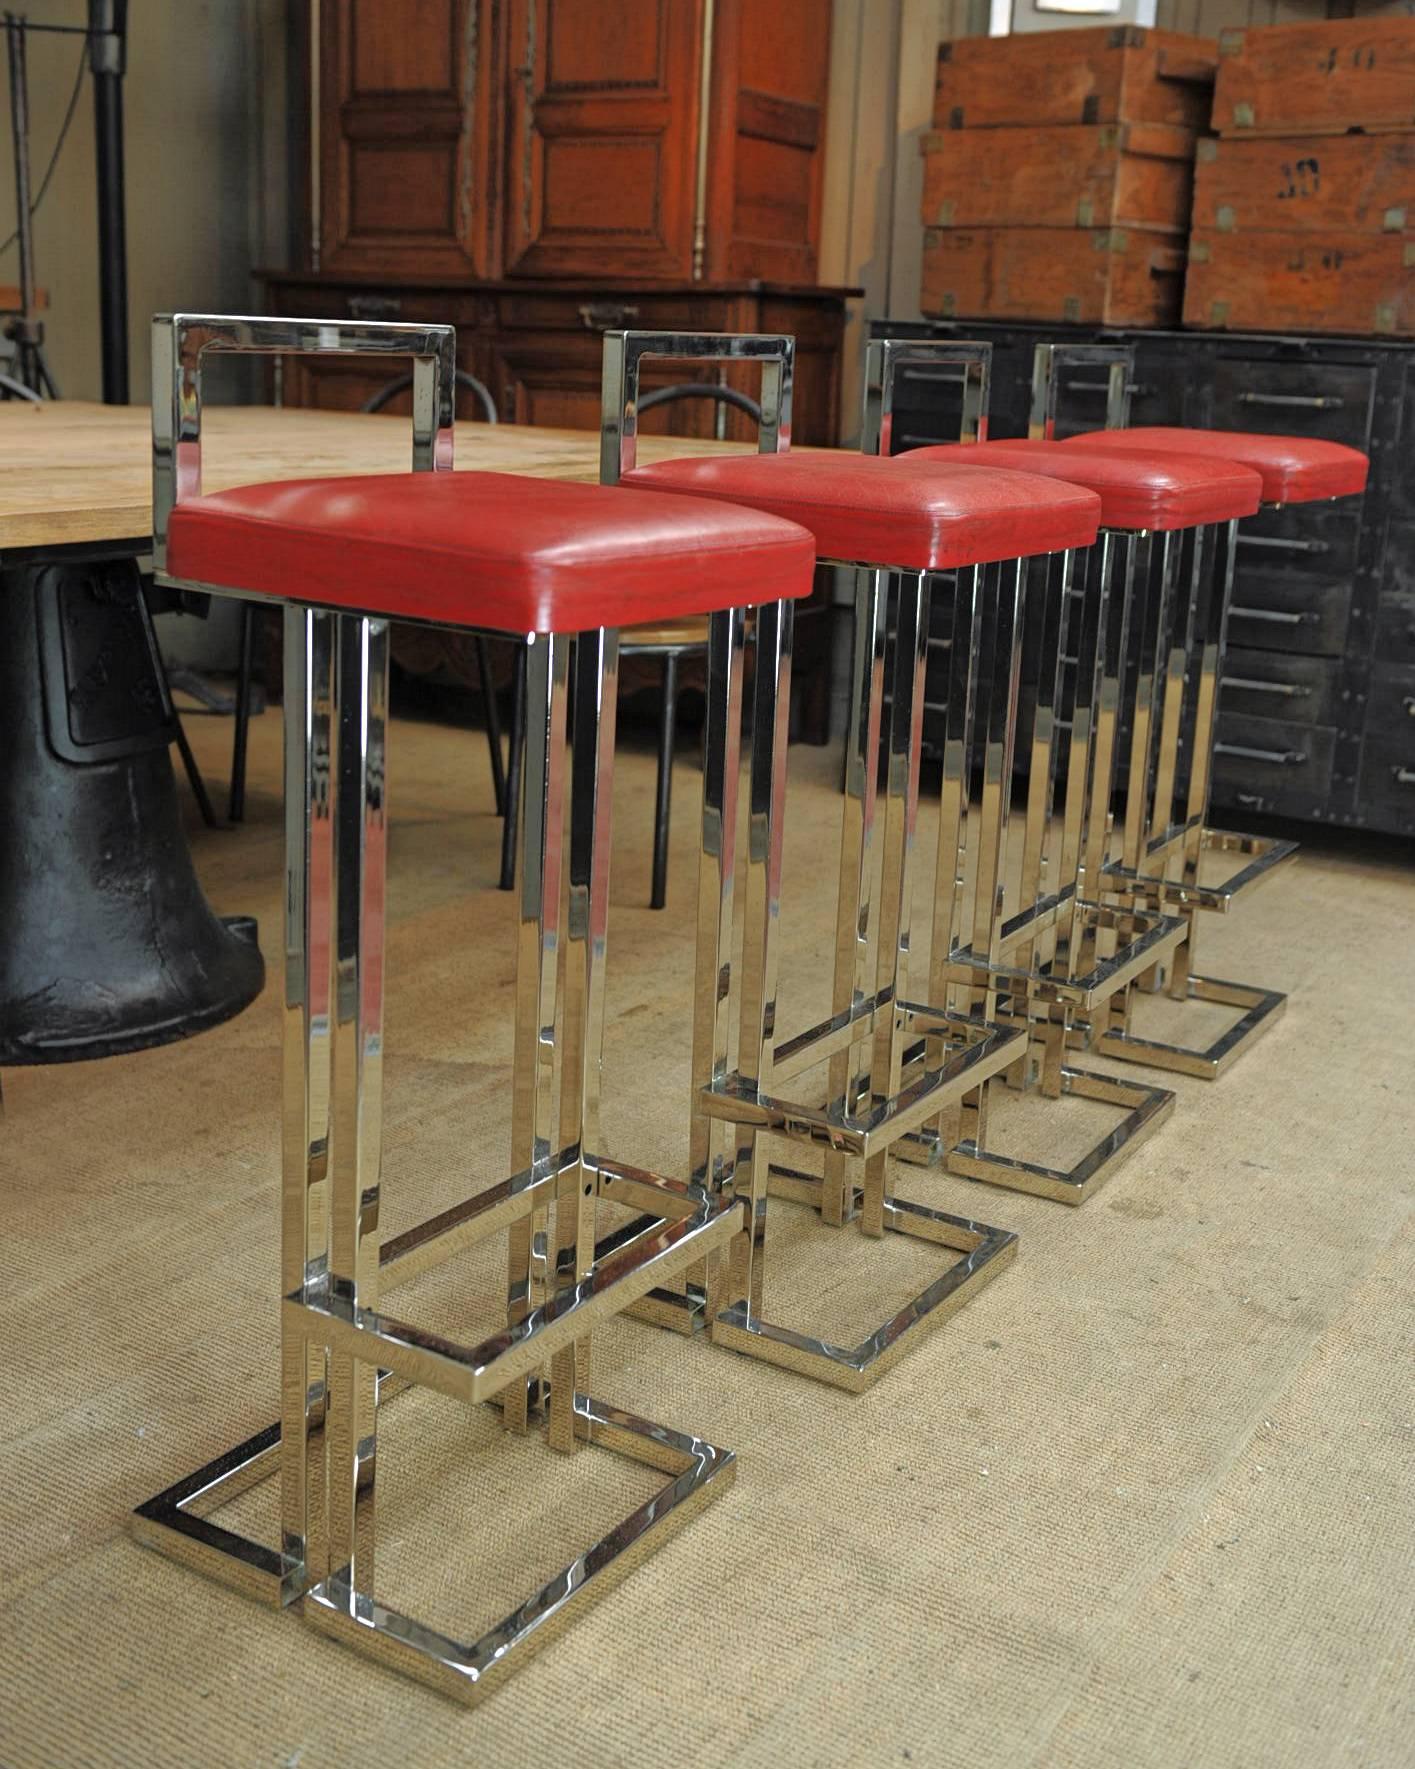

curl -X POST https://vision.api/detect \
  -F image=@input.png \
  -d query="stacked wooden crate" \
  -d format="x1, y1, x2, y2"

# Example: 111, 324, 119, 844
919, 26, 1217, 328
1186, 18, 1415, 336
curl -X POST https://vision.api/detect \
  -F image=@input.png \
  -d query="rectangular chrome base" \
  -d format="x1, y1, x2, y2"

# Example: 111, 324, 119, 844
133, 1386, 733, 1707
938, 1064, 1175, 1206
1092, 973, 1287, 1081
712, 1187, 1017, 1393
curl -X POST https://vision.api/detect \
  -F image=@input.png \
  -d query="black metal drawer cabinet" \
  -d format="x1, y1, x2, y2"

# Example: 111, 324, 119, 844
870, 318, 1415, 838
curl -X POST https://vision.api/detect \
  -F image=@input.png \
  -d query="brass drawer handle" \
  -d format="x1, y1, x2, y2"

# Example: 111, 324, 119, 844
347, 294, 403, 320
1235, 533, 1331, 555
1403, 697, 1415, 717
1235, 391, 1345, 411
579, 302, 640, 332
1229, 605, 1318, 626
1221, 676, 1311, 698
1215, 741, 1308, 766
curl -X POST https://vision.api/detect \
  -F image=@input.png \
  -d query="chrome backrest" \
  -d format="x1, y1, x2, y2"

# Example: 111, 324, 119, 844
1029, 341, 1134, 441
599, 330, 794, 486
860, 338, 992, 456
151, 314, 457, 573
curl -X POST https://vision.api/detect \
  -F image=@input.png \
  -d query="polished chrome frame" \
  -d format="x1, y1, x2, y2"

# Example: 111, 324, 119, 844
1088, 511, 1297, 1077
1025, 338, 1303, 1079
135, 316, 739, 1706
850, 340, 1179, 1207
594, 330, 1019, 1388
1028, 341, 1132, 442
861, 337, 991, 456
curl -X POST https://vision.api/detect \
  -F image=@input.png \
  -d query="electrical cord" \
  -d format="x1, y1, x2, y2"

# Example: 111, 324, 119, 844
0, 41, 87, 260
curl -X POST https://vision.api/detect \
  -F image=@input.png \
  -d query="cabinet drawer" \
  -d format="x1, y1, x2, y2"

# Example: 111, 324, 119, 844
1212, 713, 1336, 802
1232, 503, 1360, 581
1357, 664, 1415, 829
1364, 664, 1415, 745
1210, 357, 1377, 452
1374, 518, 1415, 665
1218, 648, 1342, 726
1226, 573, 1351, 656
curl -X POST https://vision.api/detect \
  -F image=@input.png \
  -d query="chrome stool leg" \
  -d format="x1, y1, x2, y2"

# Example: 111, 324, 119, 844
137, 610, 740, 1704
702, 586, 1020, 1391
936, 531, 1179, 1206
1092, 517, 1296, 1078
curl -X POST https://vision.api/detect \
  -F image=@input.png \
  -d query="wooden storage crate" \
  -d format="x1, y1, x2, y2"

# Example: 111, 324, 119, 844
921, 226, 1184, 328
1213, 19, 1415, 137
922, 121, 1196, 234
932, 26, 1216, 132
1184, 229, 1415, 336
1193, 134, 1415, 237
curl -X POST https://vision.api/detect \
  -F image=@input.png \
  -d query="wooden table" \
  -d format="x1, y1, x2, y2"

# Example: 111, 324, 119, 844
0, 403, 830, 1070
0, 400, 751, 554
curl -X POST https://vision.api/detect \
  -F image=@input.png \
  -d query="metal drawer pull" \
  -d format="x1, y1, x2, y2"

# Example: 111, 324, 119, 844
1394, 767, 1415, 787
1234, 792, 1267, 810
579, 302, 640, 331
1215, 741, 1308, 767
1229, 605, 1318, 626
1065, 378, 1151, 396
902, 367, 968, 384
1235, 533, 1331, 555
1403, 697, 1415, 717
1235, 391, 1345, 411
1221, 676, 1311, 698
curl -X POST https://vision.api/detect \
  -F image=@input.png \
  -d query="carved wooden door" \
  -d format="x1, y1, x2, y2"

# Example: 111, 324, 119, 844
318, 0, 500, 277
502, 0, 703, 279
703, 0, 831, 284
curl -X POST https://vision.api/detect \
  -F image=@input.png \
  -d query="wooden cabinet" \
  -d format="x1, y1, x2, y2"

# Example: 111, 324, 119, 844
261, 271, 850, 446
312, 0, 832, 285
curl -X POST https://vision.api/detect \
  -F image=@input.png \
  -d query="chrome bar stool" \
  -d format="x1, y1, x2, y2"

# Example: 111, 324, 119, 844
604, 331, 1103, 1388
1063, 421, 1368, 1077
131, 314, 815, 1704
898, 421, 1261, 1199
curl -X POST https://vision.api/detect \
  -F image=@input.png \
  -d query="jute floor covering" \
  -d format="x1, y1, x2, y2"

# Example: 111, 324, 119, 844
4, 706, 1412, 1769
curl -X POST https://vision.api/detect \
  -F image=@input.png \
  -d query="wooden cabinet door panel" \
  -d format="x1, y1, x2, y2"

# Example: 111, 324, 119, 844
320, 0, 501, 277
705, 0, 831, 283
503, 0, 702, 278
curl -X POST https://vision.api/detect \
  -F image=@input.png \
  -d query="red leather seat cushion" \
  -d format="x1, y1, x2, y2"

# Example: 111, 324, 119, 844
622, 452, 1100, 569
165, 471, 817, 633
1062, 426, 1368, 505
906, 440, 1262, 531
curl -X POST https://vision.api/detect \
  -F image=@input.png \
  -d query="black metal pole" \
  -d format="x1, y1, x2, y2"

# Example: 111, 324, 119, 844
88, 0, 128, 405
5, 14, 42, 393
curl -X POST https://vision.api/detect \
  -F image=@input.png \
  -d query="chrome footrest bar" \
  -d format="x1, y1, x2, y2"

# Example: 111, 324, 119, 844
1104, 827, 1299, 915
702, 1011, 1027, 1160
289, 1192, 740, 1408
945, 900, 1188, 1012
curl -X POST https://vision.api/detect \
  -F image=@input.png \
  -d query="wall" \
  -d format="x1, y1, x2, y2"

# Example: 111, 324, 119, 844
0, 0, 291, 406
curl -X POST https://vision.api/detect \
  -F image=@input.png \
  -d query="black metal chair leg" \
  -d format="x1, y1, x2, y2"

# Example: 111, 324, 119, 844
499, 645, 527, 892
476, 634, 508, 816
173, 714, 221, 829
228, 603, 255, 823
650, 651, 678, 910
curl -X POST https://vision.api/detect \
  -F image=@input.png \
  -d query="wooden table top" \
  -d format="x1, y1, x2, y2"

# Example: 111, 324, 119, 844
0, 401, 766, 554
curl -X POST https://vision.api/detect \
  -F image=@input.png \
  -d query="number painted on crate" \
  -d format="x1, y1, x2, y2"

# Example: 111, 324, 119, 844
1277, 157, 1321, 200
1322, 44, 1377, 73
1273, 157, 1323, 200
